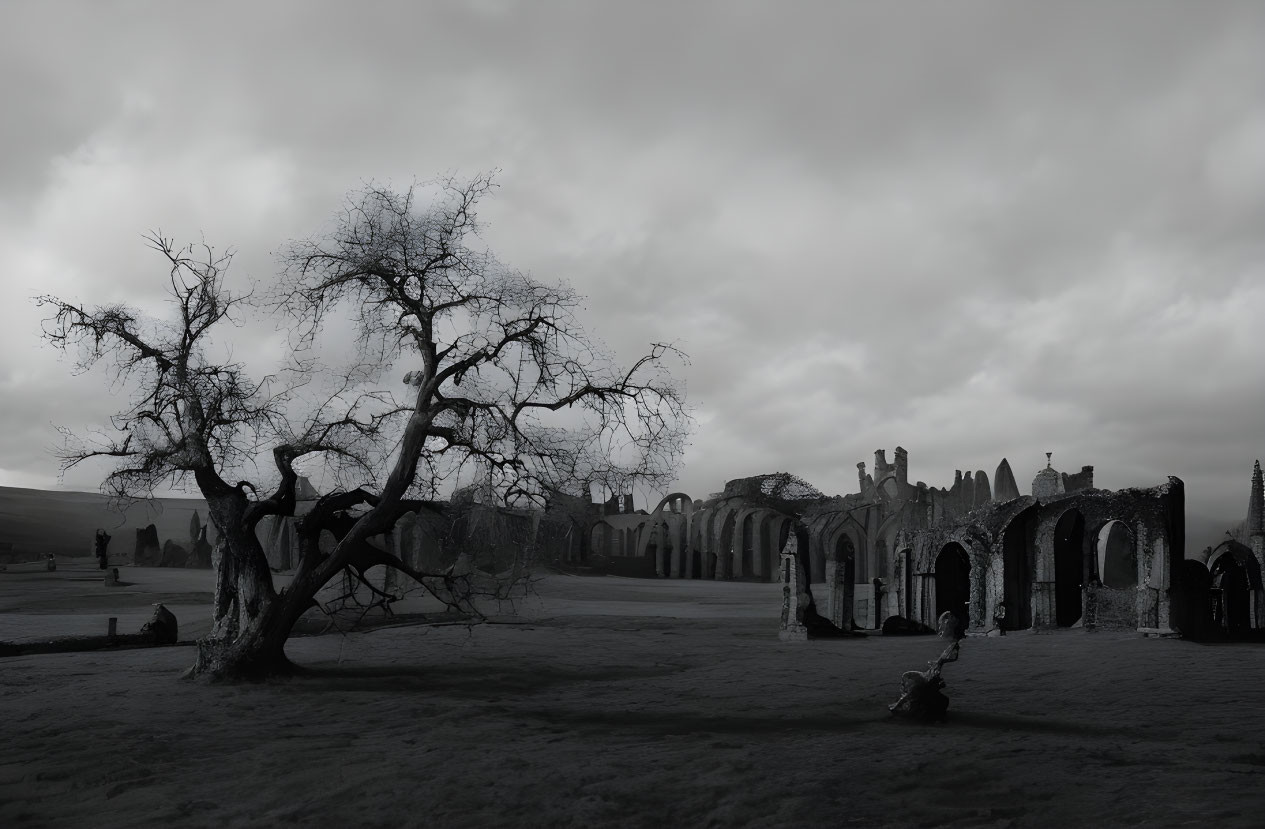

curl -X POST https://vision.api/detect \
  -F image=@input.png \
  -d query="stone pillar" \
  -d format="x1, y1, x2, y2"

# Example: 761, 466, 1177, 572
918, 572, 936, 628
1032, 581, 1056, 627
779, 537, 809, 641
1151, 535, 1171, 631
822, 559, 849, 629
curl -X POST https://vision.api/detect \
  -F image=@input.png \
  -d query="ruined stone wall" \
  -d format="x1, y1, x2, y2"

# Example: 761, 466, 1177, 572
1092, 586, 1137, 630
1062, 465, 1095, 493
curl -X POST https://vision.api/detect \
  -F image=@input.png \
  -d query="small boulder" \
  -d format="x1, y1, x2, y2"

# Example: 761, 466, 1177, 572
141, 604, 178, 645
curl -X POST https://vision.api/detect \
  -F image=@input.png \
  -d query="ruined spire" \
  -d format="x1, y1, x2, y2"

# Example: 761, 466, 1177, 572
1249, 460, 1264, 536
973, 470, 992, 504
994, 458, 1020, 502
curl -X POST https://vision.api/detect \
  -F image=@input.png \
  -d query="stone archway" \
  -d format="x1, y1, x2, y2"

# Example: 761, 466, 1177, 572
1210, 552, 1253, 634
935, 542, 971, 630
1053, 509, 1085, 627
1002, 509, 1036, 630
717, 510, 737, 580
1172, 558, 1213, 640
1097, 520, 1137, 588
740, 512, 755, 578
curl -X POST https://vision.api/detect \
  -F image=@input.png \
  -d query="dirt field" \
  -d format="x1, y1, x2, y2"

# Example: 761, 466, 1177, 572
2, 562, 1263, 828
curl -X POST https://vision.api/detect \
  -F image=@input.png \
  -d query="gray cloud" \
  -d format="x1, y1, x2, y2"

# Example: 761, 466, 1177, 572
1, 1, 1262, 541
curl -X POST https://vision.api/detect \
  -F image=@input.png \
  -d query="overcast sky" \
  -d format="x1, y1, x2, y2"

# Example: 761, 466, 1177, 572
1, 1, 1262, 540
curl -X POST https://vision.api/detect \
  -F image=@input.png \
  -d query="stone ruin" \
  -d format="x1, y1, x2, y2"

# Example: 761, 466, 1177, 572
133, 524, 161, 567
125, 513, 215, 570
576, 448, 1220, 638
235, 450, 1265, 642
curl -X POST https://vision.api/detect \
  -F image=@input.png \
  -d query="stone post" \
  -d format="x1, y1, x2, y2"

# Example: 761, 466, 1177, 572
779, 537, 809, 641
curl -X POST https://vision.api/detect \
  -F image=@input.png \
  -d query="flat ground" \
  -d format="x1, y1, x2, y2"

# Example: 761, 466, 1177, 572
2, 563, 1263, 828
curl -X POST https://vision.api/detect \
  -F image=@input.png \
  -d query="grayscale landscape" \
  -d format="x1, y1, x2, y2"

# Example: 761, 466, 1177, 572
2, 2, 1264, 828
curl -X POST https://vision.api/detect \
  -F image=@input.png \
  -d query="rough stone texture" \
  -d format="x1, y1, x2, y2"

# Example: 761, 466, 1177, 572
133, 524, 160, 567
778, 539, 808, 641
994, 458, 1021, 503
1093, 585, 1136, 629
139, 604, 178, 645
564, 448, 1171, 635
1062, 465, 1095, 493
903, 478, 1185, 634
973, 470, 992, 506
189, 527, 213, 569
159, 539, 189, 568
1031, 463, 1064, 499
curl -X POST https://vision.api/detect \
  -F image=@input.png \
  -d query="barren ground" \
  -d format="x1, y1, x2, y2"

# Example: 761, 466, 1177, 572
2, 561, 1263, 828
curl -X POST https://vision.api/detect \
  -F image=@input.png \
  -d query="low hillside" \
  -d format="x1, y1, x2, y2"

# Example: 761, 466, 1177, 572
0, 486, 214, 563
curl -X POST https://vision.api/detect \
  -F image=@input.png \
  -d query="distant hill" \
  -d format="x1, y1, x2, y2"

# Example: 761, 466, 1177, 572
0, 486, 216, 563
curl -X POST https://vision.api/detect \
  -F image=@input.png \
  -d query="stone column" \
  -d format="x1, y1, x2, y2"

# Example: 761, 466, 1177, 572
778, 537, 809, 641
1252, 535, 1265, 630
1151, 534, 1171, 632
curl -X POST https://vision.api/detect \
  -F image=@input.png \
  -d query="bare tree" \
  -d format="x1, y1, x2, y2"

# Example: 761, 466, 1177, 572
39, 174, 689, 680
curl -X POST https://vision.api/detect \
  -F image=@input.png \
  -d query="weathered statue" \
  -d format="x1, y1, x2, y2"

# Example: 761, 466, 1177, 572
936, 610, 965, 640
888, 640, 961, 722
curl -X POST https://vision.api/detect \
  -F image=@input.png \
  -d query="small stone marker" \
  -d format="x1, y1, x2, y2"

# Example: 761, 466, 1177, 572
107, 617, 117, 638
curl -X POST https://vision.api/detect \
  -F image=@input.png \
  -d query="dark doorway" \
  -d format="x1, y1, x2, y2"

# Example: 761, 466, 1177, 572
902, 549, 913, 618
796, 526, 812, 585
658, 525, 672, 578
1002, 511, 1035, 629
1053, 510, 1085, 626
1172, 559, 1212, 640
719, 513, 736, 580
836, 534, 856, 625
935, 543, 971, 630
741, 513, 755, 580
760, 517, 775, 582
1211, 553, 1252, 634
1099, 521, 1137, 588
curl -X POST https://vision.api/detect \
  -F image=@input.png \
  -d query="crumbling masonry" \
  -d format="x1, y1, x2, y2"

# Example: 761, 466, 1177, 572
578, 449, 1197, 635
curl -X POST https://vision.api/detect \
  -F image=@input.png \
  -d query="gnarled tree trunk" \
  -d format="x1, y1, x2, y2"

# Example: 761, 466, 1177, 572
186, 482, 305, 681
